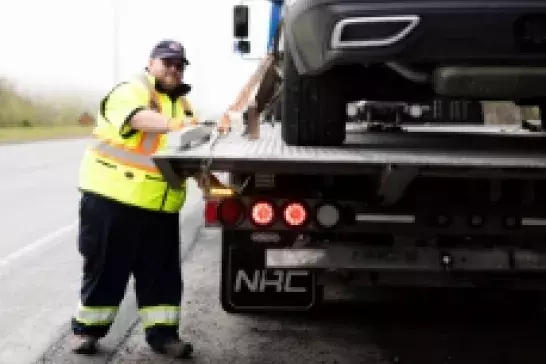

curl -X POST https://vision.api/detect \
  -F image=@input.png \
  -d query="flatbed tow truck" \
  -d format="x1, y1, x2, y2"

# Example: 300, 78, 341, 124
152, 1, 546, 313
151, 113, 546, 313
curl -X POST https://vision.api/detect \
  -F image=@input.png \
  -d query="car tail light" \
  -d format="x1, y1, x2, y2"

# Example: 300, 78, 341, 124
218, 198, 245, 226
205, 200, 219, 224
282, 201, 308, 227
250, 200, 275, 226
315, 203, 341, 228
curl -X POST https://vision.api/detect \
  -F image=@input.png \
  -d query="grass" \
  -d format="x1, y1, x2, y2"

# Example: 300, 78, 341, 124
0, 125, 94, 143
0, 76, 97, 143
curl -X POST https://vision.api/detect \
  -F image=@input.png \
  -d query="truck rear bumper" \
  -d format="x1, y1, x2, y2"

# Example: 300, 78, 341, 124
223, 230, 546, 312
266, 244, 546, 272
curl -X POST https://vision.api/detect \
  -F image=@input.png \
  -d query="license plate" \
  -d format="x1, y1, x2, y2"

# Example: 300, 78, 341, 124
227, 245, 316, 310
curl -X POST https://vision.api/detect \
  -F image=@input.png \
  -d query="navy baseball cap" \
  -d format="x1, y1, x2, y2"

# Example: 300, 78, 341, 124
150, 40, 190, 65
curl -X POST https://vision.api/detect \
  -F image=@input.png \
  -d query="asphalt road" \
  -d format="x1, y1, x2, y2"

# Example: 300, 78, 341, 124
0, 138, 205, 364
103, 230, 546, 364
0, 139, 86, 364
4, 138, 546, 364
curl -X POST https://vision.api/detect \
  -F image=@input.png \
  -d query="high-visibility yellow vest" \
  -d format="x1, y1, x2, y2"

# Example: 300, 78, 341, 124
78, 71, 195, 213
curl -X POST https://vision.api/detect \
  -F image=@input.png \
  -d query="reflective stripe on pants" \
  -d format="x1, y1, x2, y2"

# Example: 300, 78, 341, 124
139, 305, 180, 328
75, 303, 118, 326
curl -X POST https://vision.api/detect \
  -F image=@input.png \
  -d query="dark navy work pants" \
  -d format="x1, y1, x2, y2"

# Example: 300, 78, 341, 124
71, 191, 183, 347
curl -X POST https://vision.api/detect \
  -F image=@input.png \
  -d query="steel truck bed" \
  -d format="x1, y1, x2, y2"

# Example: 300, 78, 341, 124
152, 122, 546, 313
154, 123, 546, 186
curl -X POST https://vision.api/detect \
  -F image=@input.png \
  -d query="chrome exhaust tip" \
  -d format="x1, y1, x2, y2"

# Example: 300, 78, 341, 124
331, 15, 421, 49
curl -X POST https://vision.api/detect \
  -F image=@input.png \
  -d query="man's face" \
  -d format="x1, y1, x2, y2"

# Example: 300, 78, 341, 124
148, 57, 185, 90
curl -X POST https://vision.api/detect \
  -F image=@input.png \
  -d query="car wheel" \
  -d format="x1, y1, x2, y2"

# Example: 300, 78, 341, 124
281, 40, 346, 146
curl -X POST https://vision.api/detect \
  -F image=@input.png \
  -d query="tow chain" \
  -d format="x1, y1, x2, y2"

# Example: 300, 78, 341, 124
197, 121, 251, 197
200, 128, 221, 194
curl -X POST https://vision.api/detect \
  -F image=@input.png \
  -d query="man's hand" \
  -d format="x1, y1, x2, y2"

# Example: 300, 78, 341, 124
168, 117, 201, 131
167, 117, 187, 131
217, 113, 231, 135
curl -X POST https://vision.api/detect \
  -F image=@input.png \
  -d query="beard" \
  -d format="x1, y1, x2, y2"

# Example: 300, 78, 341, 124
160, 73, 181, 90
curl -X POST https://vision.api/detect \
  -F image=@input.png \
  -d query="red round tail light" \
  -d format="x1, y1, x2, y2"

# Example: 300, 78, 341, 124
218, 198, 245, 226
205, 200, 219, 224
250, 201, 275, 226
283, 201, 308, 227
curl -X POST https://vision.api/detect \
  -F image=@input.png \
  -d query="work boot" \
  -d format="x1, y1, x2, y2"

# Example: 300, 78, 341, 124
70, 334, 99, 355
153, 337, 193, 359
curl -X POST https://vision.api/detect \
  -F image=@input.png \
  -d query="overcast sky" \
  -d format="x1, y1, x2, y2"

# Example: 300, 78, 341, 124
0, 0, 271, 117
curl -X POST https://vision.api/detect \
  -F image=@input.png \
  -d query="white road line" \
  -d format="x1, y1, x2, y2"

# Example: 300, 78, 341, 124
0, 221, 77, 269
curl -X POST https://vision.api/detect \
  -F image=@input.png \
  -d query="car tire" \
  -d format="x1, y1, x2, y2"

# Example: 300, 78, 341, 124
281, 40, 346, 146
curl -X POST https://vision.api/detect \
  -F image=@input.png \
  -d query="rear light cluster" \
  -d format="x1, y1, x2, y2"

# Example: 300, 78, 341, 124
205, 198, 342, 229
252, 201, 276, 226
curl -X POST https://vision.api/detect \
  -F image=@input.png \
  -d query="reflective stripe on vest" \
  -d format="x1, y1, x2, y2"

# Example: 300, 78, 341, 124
139, 305, 180, 328
137, 131, 161, 154
75, 304, 118, 326
92, 139, 159, 173
90, 73, 163, 173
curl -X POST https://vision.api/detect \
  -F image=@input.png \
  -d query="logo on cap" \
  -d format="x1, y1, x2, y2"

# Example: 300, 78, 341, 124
168, 42, 182, 51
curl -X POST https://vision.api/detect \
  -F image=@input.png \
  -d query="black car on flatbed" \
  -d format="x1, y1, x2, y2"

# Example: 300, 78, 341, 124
237, 0, 546, 146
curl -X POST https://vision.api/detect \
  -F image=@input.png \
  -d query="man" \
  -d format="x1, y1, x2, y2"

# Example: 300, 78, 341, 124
70, 39, 197, 359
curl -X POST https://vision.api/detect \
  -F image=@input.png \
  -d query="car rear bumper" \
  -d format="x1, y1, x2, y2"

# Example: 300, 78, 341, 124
284, 0, 546, 75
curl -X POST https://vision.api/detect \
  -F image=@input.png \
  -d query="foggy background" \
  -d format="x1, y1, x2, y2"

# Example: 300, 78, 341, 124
0, 0, 271, 120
